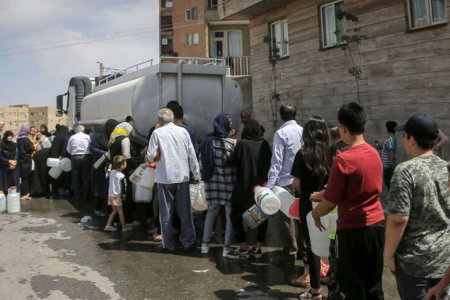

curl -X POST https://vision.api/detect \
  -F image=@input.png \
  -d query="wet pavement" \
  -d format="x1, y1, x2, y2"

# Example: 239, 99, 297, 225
0, 197, 401, 300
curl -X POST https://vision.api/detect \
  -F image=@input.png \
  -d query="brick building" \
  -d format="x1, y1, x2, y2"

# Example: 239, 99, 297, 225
159, 0, 252, 76
0, 105, 67, 135
219, 0, 450, 161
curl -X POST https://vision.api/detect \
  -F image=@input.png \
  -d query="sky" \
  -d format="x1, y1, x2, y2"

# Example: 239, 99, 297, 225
0, 0, 159, 107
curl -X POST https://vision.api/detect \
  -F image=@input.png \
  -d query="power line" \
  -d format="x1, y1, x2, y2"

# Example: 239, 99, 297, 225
0, 20, 205, 57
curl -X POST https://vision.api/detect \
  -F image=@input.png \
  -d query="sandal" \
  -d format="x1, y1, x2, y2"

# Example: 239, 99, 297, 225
290, 275, 311, 288
104, 226, 118, 232
299, 289, 322, 300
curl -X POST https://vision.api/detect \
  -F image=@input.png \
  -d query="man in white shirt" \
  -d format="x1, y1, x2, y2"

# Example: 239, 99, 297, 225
147, 108, 200, 252
66, 125, 91, 200
267, 104, 303, 261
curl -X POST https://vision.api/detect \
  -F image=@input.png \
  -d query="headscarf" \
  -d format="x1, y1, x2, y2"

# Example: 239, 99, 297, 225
241, 119, 261, 141
91, 119, 118, 151
17, 125, 30, 139
49, 125, 69, 158
200, 113, 232, 181
0, 131, 16, 157
108, 122, 133, 148
40, 124, 51, 137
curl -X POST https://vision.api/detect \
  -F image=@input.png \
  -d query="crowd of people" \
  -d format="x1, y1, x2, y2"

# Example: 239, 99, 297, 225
0, 100, 449, 300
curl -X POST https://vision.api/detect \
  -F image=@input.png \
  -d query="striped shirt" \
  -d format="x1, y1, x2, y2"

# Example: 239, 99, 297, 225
381, 136, 397, 168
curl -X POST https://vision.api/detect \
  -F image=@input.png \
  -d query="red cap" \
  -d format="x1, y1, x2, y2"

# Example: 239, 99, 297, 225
253, 185, 261, 192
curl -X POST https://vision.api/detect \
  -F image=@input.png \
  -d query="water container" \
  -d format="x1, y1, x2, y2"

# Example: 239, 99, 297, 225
93, 153, 108, 170
242, 204, 268, 229
306, 202, 330, 257
139, 165, 156, 190
42, 138, 52, 149
288, 198, 300, 220
271, 186, 299, 220
254, 186, 281, 215
7, 187, 20, 213
0, 191, 6, 212
46, 158, 61, 167
49, 165, 63, 179
60, 158, 72, 172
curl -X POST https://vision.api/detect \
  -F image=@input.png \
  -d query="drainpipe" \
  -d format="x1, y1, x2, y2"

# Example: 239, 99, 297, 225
177, 60, 185, 106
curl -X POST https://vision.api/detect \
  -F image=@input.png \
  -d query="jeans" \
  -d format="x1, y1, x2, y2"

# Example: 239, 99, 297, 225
393, 267, 449, 300
202, 204, 233, 246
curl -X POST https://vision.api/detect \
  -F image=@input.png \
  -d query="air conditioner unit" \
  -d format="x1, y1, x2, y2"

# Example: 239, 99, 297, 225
166, 1, 173, 8
162, 38, 168, 45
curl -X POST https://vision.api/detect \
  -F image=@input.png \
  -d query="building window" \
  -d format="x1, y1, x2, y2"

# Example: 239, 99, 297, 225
270, 19, 289, 58
193, 33, 199, 45
321, 1, 345, 48
408, 0, 447, 29
185, 9, 191, 20
209, 0, 218, 8
185, 34, 192, 45
192, 7, 198, 19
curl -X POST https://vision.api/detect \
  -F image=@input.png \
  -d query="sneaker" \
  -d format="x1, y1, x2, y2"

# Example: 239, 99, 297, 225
250, 247, 262, 258
122, 226, 133, 232
227, 248, 250, 259
201, 243, 209, 254
104, 226, 118, 232
222, 247, 231, 257
126, 220, 141, 227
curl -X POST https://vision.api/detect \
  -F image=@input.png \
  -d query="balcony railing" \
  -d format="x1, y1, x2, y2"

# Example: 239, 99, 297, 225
224, 56, 251, 77
99, 59, 154, 85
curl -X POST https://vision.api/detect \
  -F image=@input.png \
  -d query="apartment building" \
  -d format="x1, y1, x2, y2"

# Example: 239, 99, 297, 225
0, 105, 67, 135
159, 0, 251, 77
219, 0, 450, 160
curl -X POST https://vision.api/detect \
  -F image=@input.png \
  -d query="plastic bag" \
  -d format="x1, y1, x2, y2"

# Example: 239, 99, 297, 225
130, 164, 147, 185
189, 181, 207, 211
132, 182, 153, 203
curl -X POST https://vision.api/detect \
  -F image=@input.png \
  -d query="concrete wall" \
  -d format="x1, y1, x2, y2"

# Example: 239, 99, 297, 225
248, 0, 450, 162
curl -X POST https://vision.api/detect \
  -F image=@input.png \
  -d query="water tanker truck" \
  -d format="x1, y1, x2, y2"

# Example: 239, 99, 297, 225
56, 58, 245, 149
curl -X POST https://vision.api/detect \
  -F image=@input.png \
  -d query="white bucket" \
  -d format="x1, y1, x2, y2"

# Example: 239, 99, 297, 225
93, 154, 108, 170
254, 186, 281, 215
49, 165, 63, 179
46, 158, 61, 167
60, 158, 72, 172
0, 192, 6, 212
306, 202, 330, 257
42, 138, 52, 149
132, 182, 153, 203
7, 187, 20, 213
139, 166, 156, 190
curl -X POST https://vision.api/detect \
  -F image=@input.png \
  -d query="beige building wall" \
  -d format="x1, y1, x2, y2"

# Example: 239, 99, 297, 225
239, 0, 450, 161
0, 105, 67, 135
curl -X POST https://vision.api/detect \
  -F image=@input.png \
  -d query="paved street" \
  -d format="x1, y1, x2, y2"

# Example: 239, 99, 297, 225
0, 198, 400, 300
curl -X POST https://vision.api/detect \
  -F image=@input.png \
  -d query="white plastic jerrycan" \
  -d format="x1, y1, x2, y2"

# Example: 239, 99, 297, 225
306, 202, 330, 257
253, 185, 281, 215
7, 186, 20, 213
0, 191, 6, 212
139, 164, 156, 190
271, 186, 299, 220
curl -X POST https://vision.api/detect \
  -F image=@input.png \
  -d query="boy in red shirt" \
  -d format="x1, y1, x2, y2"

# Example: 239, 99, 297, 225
311, 102, 385, 300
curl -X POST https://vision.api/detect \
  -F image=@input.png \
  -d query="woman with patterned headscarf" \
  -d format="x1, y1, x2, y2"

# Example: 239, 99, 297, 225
16, 125, 35, 200
199, 113, 236, 257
